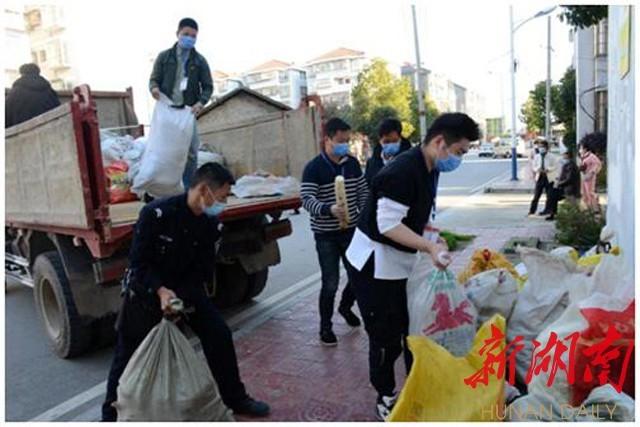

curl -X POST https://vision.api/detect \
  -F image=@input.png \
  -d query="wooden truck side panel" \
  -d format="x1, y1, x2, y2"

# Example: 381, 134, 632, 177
5, 102, 93, 229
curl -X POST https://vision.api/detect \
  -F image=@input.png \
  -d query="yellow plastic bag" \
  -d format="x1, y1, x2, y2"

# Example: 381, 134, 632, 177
458, 249, 520, 284
389, 314, 506, 422
577, 246, 620, 269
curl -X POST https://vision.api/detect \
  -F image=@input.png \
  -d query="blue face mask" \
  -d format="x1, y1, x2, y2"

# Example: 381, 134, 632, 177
178, 35, 196, 50
202, 188, 226, 217
333, 142, 350, 157
382, 142, 401, 157
204, 201, 226, 217
436, 154, 462, 172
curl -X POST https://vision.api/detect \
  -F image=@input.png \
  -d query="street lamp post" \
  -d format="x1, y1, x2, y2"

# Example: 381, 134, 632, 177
545, 16, 552, 140
509, 5, 557, 181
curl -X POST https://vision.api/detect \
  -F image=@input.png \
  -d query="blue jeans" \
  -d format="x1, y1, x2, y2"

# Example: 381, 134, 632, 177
183, 120, 200, 189
315, 231, 357, 332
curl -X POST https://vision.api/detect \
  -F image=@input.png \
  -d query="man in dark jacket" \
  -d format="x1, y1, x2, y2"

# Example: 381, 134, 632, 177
5, 63, 60, 128
101, 163, 270, 421
545, 149, 581, 221
149, 17, 213, 189
364, 119, 412, 185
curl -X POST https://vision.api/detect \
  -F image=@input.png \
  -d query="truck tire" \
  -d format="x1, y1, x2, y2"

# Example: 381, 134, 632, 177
244, 268, 269, 301
33, 251, 91, 358
213, 262, 249, 308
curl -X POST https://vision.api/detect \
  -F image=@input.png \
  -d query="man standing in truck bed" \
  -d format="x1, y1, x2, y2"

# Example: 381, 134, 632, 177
101, 163, 269, 421
149, 17, 213, 190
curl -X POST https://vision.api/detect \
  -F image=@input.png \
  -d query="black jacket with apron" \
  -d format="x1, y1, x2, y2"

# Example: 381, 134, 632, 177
357, 146, 437, 253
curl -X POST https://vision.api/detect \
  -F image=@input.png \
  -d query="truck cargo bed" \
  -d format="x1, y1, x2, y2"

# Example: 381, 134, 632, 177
109, 194, 301, 226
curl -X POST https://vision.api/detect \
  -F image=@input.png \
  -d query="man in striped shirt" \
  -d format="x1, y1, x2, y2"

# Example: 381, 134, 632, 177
301, 118, 369, 346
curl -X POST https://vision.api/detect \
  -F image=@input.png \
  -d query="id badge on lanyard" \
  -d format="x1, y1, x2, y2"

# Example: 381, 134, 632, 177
180, 55, 189, 91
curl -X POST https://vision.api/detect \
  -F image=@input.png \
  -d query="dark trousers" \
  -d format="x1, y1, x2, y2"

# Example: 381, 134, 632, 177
315, 232, 357, 332
546, 186, 565, 216
347, 256, 412, 398
101, 287, 247, 421
529, 174, 552, 214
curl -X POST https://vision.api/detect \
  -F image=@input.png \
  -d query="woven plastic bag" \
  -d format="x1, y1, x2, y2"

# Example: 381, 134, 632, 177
409, 269, 477, 357
105, 161, 138, 204
463, 268, 518, 326
114, 319, 234, 421
389, 314, 506, 421
132, 95, 194, 198
507, 247, 586, 385
524, 253, 634, 413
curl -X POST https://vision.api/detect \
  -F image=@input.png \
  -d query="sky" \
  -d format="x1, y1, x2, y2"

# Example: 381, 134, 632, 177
6, 0, 575, 126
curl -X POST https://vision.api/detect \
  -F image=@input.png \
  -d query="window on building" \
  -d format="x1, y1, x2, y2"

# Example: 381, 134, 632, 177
31, 51, 38, 64
280, 86, 290, 98
595, 90, 607, 132
279, 71, 289, 83
332, 60, 347, 71
595, 19, 608, 56
39, 50, 47, 63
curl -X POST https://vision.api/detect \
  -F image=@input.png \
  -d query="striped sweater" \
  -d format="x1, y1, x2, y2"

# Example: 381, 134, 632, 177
301, 153, 369, 237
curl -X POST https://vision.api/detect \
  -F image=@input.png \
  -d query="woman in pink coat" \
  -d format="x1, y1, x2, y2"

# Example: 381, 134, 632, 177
579, 143, 602, 209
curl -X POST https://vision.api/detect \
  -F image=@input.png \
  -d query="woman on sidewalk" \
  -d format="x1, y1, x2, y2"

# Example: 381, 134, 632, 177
579, 140, 602, 210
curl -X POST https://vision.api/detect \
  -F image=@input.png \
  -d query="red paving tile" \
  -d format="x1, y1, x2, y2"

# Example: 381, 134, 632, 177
233, 224, 553, 421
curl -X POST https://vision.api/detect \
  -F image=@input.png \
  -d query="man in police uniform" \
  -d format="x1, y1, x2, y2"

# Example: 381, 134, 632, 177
346, 113, 480, 420
101, 163, 270, 421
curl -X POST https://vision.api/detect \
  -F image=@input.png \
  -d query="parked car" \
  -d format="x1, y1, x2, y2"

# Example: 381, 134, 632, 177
494, 140, 511, 158
478, 143, 495, 158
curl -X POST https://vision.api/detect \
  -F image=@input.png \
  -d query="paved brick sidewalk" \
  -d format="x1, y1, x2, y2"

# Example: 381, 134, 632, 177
232, 222, 555, 422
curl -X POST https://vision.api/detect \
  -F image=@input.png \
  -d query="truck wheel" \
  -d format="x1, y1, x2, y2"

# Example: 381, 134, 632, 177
244, 268, 269, 301
213, 262, 249, 308
33, 252, 91, 358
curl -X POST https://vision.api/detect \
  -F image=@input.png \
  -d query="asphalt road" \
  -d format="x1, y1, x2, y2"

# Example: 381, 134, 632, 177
4, 155, 523, 421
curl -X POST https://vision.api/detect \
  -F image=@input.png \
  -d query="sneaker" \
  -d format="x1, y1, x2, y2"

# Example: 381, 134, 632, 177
338, 306, 361, 327
527, 213, 537, 218
231, 396, 270, 417
320, 329, 338, 346
545, 215, 555, 221
376, 393, 398, 421
538, 210, 550, 216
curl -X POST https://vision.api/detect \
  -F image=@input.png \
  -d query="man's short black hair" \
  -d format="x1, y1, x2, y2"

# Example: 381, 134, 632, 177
325, 117, 351, 139
423, 113, 480, 146
19, 63, 40, 76
378, 118, 402, 138
190, 162, 234, 190
178, 17, 199, 32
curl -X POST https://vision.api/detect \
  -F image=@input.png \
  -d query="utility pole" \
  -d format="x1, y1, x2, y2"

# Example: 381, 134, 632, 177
544, 15, 552, 140
412, 4, 427, 142
509, 5, 518, 180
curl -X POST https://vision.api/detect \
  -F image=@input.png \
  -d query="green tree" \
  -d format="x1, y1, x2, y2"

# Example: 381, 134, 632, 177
519, 81, 556, 134
323, 103, 353, 125
409, 91, 440, 142
553, 67, 577, 152
559, 6, 608, 29
351, 58, 415, 142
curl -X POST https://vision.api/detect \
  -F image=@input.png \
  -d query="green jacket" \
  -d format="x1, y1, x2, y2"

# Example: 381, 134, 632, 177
149, 43, 213, 106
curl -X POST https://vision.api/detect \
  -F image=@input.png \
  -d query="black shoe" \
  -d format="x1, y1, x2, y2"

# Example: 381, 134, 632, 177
545, 215, 555, 221
338, 306, 361, 327
320, 329, 338, 346
231, 397, 270, 417
538, 210, 549, 216
376, 393, 398, 421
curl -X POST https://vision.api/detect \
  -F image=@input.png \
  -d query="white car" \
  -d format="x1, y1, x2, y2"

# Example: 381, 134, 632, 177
478, 143, 495, 158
